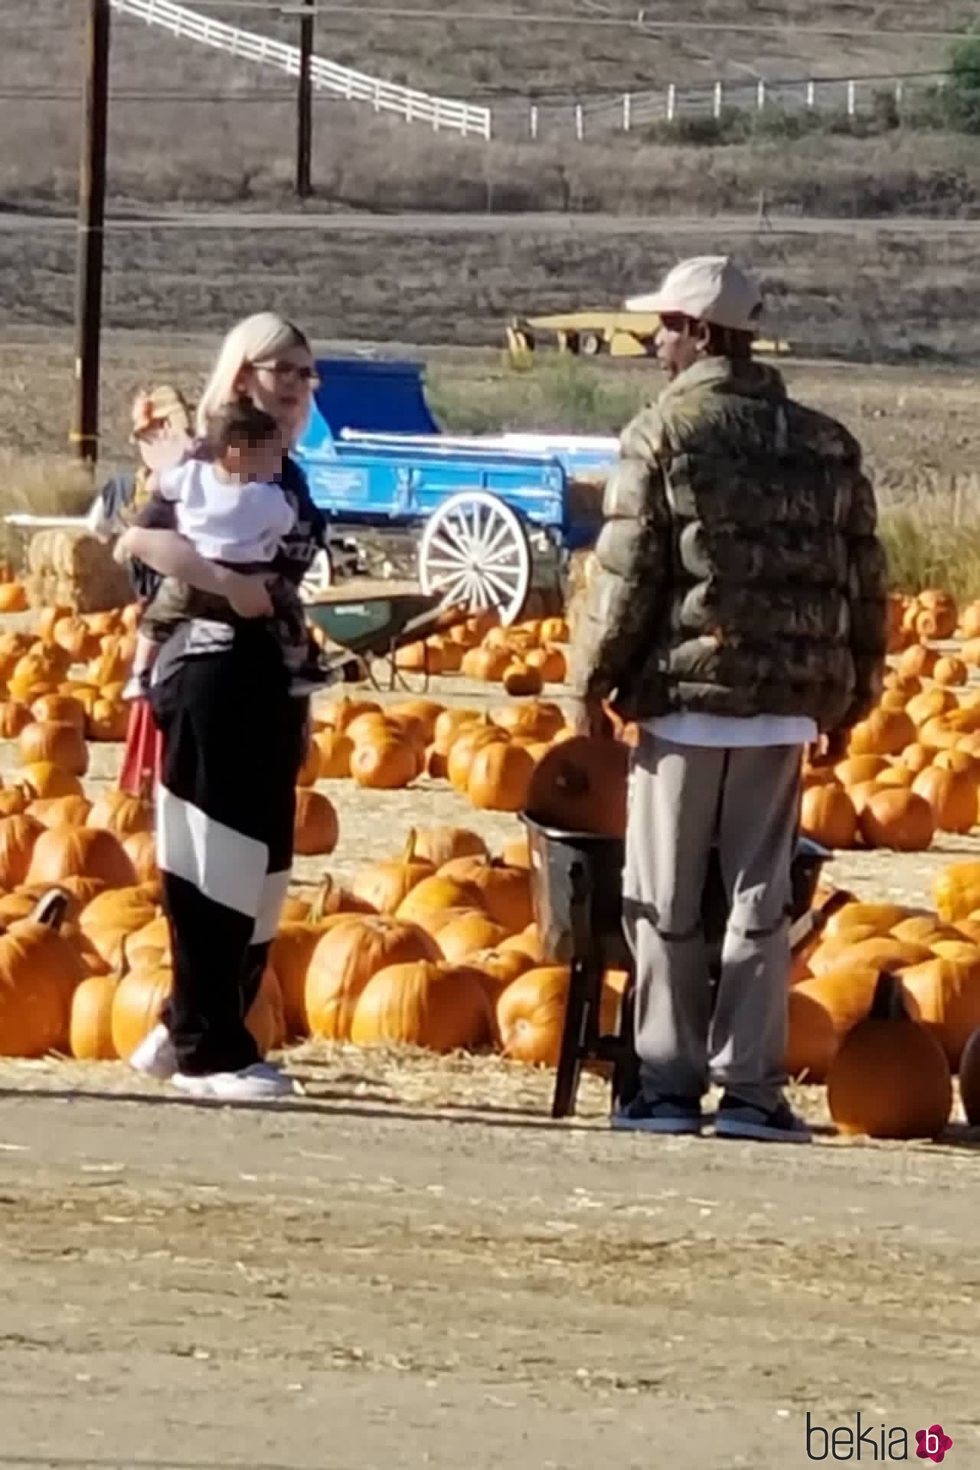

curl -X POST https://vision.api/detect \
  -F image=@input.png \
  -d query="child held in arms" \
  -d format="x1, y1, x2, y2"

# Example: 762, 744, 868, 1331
123, 396, 330, 699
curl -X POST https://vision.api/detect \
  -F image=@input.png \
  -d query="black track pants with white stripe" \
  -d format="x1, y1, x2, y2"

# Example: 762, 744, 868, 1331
150, 625, 306, 1076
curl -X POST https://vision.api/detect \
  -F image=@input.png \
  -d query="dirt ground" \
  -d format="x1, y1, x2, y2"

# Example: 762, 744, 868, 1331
1, 661, 980, 1469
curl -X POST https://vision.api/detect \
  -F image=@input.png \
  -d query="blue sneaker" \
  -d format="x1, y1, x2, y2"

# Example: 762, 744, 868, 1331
612, 1092, 703, 1136
714, 1094, 812, 1144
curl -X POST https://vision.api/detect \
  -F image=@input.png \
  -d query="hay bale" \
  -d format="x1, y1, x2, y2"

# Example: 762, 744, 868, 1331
25, 529, 132, 612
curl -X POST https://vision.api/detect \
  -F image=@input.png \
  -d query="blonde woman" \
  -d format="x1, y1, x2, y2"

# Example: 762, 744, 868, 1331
117, 313, 330, 1104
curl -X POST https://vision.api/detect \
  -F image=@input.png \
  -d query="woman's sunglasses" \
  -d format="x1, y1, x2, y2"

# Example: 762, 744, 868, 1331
251, 360, 319, 386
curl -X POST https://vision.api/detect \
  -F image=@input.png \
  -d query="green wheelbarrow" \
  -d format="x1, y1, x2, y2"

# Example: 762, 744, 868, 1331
305, 589, 471, 692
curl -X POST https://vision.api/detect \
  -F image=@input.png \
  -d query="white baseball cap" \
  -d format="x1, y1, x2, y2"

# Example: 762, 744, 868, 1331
625, 255, 763, 332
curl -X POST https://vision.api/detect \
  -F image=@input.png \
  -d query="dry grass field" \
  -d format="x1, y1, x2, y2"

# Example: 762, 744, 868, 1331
3, 325, 980, 595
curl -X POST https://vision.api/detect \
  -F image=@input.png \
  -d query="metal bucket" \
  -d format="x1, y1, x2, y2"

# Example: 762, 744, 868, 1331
522, 812, 830, 968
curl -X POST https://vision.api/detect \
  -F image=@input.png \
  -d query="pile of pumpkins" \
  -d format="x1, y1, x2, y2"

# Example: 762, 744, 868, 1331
306, 693, 581, 813
0, 604, 136, 745
0, 814, 622, 1073
381, 611, 571, 695
802, 591, 980, 851
787, 860, 980, 1135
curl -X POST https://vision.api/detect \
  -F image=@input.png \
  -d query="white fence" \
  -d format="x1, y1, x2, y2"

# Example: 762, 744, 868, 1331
109, 0, 492, 139
499, 72, 944, 141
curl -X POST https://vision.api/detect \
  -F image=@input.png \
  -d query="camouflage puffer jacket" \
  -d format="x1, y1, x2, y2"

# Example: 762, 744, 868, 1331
571, 355, 888, 731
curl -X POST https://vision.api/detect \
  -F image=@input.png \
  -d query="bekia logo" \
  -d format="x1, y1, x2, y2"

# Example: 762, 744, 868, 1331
915, 1426, 953, 1464
805, 1413, 953, 1462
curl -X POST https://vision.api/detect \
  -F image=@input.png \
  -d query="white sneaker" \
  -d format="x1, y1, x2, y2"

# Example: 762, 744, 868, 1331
171, 1061, 301, 1102
128, 1023, 178, 1080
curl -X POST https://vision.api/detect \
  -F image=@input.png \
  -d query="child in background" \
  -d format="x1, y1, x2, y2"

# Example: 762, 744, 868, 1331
124, 397, 329, 699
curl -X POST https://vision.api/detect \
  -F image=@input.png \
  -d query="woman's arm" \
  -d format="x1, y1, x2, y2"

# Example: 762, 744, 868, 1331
116, 528, 274, 618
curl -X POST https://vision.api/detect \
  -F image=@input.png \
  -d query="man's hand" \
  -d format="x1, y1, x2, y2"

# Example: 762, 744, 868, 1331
572, 695, 615, 740
808, 729, 849, 768
218, 569, 275, 619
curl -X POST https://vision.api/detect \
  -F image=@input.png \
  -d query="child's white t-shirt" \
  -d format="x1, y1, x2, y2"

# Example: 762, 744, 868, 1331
157, 460, 296, 564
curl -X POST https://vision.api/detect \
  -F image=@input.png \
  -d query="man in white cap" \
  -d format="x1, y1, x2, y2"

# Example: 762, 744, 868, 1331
572, 256, 887, 1143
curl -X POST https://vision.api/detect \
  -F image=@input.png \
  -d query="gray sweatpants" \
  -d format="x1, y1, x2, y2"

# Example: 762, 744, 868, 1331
622, 732, 801, 1113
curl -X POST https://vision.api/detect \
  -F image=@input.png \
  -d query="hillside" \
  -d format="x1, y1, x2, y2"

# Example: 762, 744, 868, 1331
1, 1, 979, 364
0, 0, 977, 215
8, 0, 972, 101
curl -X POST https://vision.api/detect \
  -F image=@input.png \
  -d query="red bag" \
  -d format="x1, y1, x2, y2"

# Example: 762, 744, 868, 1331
118, 699, 162, 797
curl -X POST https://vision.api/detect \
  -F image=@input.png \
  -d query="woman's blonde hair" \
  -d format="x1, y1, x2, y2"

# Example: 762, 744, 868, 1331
195, 312, 311, 437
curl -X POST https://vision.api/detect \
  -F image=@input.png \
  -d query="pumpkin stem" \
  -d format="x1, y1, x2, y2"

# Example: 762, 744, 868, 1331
869, 970, 910, 1023
404, 829, 418, 862
30, 887, 71, 931
309, 874, 335, 924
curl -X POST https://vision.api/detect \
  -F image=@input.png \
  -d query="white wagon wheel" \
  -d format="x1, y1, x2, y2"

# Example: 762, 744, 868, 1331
418, 490, 531, 627
298, 547, 333, 604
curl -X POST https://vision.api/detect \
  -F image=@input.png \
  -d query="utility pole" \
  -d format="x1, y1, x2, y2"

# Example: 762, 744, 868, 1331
72, 0, 110, 466
296, 0, 315, 199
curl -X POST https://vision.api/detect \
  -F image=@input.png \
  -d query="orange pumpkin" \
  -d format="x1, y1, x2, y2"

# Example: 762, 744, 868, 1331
69, 972, 119, 1060
26, 825, 137, 890
412, 826, 488, 868
0, 813, 43, 887
905, 688, 958, 728
86, 789, 153, 838
350, 960, 492, 1052
900, 955, 980, 1068
446, 717, 501, 792
122, 830, 158, 885
79, 885, 159, 968
467, 741, 535, 813
110, 961, 281, 1059
525, 646, 567, 684
911, 766, 978, 834
350, 833, 435, 914
324, 696, 382, 734
502, 662, 544, 697
293, 789, 340, 856
934, 655, 968, 687
784, 966, 882, 1083
0, 701, 35, 740
313, 729, 353, 779
0, 582, 27, 613
859, 788, 935, 851
27, 793, 92, 829
0, 891, 89, 1057
827, 971, 952, 1139
18, 763, 84, 800
434, 911, 509, 963
432, 707, 481, 756
436, 857, 533, 934
525, 735, 628, 838
496, 966, 572, 1065
395, 874, 485, 927
799, 783, 857, 850
304, 915, 440, 1041
897, 645, 938, 681
0, 789, 28, 819
30, 694, 87, 731
847, 707, 915, 758
295, 735, 322, 788
349, 737, 417, 790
